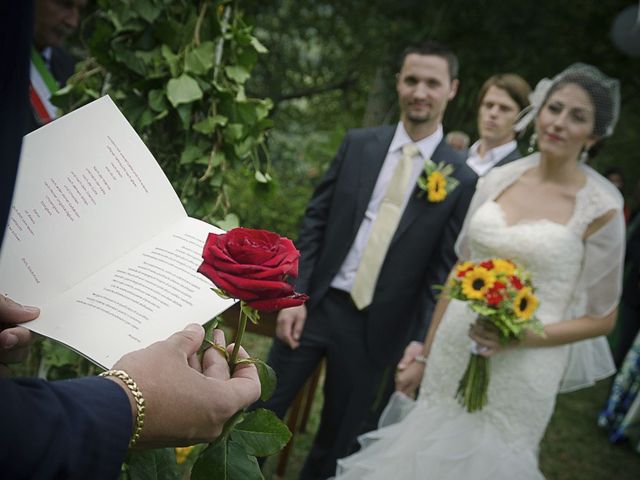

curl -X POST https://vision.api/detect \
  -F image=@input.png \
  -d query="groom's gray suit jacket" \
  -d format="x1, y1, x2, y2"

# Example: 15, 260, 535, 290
294, 124, 477, 367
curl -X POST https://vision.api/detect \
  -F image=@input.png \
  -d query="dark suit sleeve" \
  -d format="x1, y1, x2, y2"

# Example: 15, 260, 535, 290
294, 134, 351, 294
413, 171, 478, 340
1, 376, 132, 480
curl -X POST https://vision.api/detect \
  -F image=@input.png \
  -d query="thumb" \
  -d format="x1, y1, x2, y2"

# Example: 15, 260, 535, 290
0, 296, 40, 324
166, 323, 205, 357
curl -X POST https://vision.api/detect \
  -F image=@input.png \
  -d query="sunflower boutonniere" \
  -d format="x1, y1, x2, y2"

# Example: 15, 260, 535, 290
417, 159, 459, 203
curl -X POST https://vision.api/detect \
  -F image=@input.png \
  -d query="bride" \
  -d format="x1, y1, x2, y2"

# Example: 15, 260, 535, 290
335, 64, 624, 479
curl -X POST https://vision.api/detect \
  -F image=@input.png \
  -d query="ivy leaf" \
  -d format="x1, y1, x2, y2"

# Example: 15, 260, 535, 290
254, 171, 269, 184
191, 439, 262, 480
126, 448, 179, 480
224, 123, 245, 141
180, 144, 207, 165
193, 115, 228, 134
234, 136, 255, 159
231, 409, 291, 456
250, 37, 268, 54
148, 89, 166, 112
216, 213, 240, 230
225, 65, 251, 84
176, 103, 193, 130
133, 0, 163, 23
186, 41, 216, 75
167, 74, 203, 107
112, 44, 147, 76
161, 44, 179, 77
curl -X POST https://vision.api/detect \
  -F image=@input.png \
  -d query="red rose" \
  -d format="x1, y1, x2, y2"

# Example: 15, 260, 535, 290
480, 260, 494, 270
486, 282, 505, 306
510, 275, 524, 290
198, 227, 309, 312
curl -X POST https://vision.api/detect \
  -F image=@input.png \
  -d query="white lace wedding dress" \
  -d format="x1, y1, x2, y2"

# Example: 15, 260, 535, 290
335, 156, 623, 480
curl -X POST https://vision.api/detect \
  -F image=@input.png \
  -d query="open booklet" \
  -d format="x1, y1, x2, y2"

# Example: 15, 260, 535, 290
0, 96, 235, 369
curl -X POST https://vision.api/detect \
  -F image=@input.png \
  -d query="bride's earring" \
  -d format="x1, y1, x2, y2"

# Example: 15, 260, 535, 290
579, 147, 589, 164
527, 133, 538, 154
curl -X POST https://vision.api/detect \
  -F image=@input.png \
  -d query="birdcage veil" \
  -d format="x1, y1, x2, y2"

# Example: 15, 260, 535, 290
514, 63, 621, 139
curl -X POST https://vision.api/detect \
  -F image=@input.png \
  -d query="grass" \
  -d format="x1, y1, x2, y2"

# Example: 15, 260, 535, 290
236, 330, 640, 480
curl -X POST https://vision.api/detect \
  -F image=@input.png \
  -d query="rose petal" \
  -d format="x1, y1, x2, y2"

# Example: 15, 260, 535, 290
207, 256, 298, 280
198, 262, 260, 301
247, 292, 309, 312
216, 270, 294, 297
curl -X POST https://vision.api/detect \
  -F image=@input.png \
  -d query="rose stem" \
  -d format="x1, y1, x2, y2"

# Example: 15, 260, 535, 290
229, 301, 248, 374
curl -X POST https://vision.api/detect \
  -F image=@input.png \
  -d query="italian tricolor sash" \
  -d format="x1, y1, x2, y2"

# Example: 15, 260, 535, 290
30, 47, 59, 125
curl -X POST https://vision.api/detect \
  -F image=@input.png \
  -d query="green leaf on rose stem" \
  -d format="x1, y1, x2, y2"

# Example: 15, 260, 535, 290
125, 448, 179, 480
231, 409, 292, 457
192, 438, 263, 480
211, 287, 232, 299
240, 303, 260, 324
236, 358, 277, 401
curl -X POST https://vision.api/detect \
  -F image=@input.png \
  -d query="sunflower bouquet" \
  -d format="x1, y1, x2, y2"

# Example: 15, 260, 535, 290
447, 258, 544, 412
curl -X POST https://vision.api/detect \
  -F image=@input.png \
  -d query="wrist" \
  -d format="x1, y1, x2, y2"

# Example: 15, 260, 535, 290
100, 369, 146, 448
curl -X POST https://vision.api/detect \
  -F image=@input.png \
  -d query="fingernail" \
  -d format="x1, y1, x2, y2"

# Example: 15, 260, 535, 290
1, 333, 18, 349
185, 323, 203, 332
22, 305, 39, 314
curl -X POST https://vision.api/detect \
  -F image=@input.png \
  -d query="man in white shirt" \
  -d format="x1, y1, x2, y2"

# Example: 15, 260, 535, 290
465, 74, 531, 176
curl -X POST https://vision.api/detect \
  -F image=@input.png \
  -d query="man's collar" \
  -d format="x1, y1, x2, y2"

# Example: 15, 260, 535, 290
471, 139, 517, 163
389, 122, 444, 159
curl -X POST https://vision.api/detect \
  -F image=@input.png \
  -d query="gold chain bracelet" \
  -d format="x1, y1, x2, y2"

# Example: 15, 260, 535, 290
99, 369, 146, 448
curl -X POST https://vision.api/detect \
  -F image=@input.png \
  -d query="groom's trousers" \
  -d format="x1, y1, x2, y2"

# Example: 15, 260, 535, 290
260, 288, 387, 480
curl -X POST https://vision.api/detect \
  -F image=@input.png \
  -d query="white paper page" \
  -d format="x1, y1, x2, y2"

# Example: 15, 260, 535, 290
0, 96, 186, 306
26, 216, 235, 368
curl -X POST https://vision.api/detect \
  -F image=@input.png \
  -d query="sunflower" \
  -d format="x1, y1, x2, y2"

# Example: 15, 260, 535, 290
492, 258, 516, 276
514, 287, 538, 321
461, 267, 496, 300
427, 171, 447, 202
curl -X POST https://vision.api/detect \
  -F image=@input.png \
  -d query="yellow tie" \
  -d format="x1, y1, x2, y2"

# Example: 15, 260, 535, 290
351, 143, 419, 310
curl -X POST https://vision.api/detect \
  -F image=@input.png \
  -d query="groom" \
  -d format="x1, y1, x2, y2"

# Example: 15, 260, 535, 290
262, 41, 477, 479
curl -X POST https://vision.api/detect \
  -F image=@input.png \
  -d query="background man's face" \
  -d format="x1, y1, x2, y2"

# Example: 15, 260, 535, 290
396, 54, 458, 128
477, 85, 520, 147
34, 0, 87, 49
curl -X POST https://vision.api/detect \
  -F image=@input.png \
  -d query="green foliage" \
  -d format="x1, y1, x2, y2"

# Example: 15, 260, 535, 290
123, 449, 179, 480
53, 0, 273, 224
191, 409, 291, 480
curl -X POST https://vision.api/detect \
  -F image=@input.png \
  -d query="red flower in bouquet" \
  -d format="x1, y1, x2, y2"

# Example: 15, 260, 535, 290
198, 227, 308, 311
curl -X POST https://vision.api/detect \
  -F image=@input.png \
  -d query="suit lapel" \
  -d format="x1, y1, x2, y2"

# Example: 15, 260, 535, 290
494, 147, 522, 168
352, 125, 396, 236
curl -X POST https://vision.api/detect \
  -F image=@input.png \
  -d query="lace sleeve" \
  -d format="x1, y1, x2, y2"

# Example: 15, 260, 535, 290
560, 168, 625, 392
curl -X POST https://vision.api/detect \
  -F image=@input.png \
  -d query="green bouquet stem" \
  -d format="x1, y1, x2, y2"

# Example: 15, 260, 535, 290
456, 353, 490, 412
